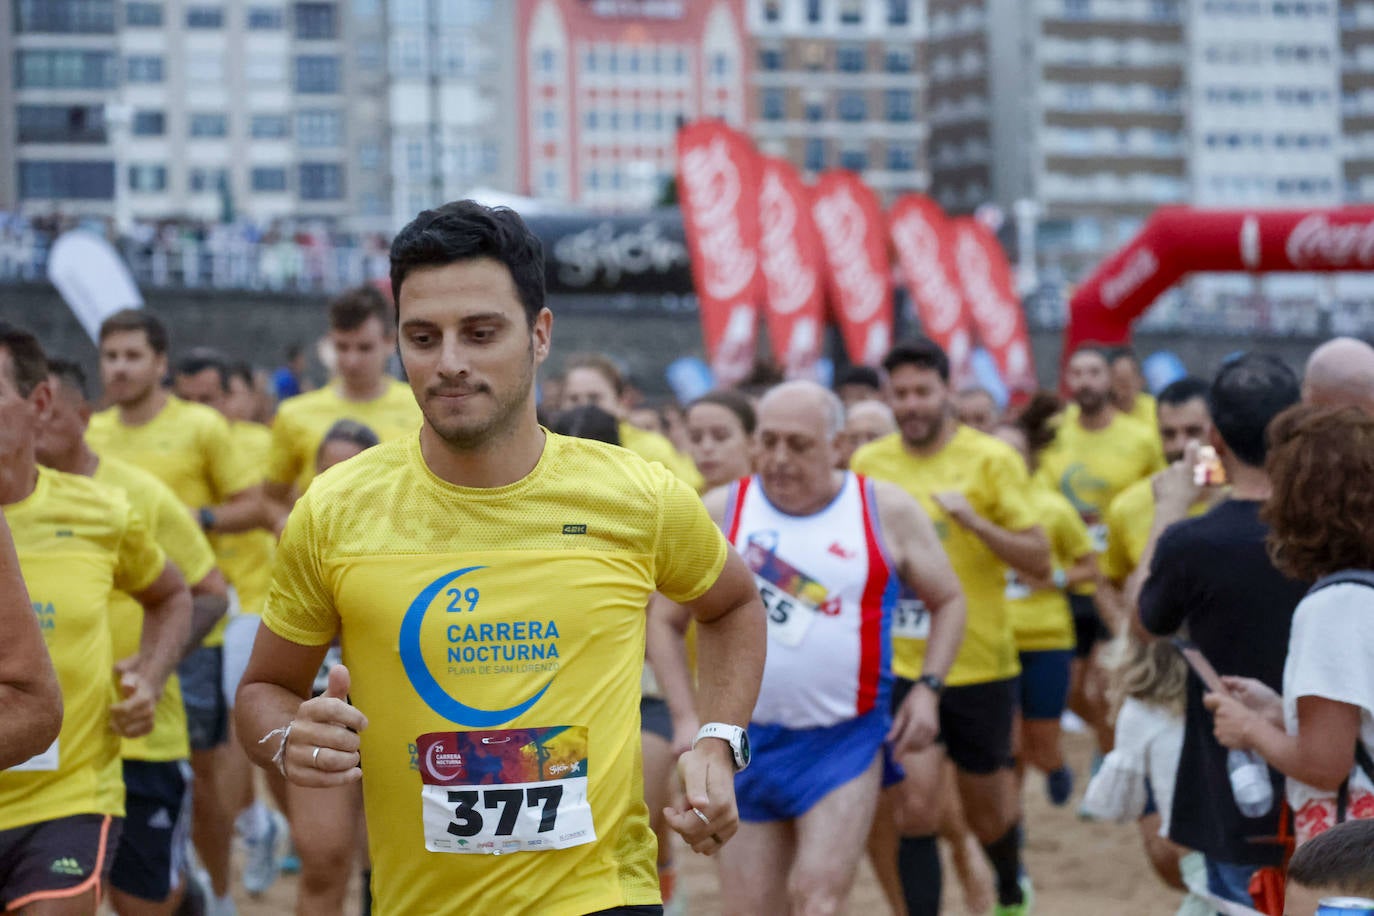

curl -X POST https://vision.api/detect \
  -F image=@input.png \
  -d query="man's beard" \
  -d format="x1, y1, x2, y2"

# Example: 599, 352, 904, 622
424, 349, 534, 450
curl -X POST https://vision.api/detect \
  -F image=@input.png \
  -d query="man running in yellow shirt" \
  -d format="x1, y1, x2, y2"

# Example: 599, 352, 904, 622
39, 358, 232, 916
264, 286, 422, 508
88, 310, 265, 916
0, 505, 62, 770
1109, 347, 1158, 430
853, 338, 1051, 916
0, 323, 192, 916
237, 200, 767, 916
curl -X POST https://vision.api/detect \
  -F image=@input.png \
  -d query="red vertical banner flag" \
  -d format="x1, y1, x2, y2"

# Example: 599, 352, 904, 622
887, 194, 976, 386
949, 217, 1037, 396
675, 121, 762, 386
810, 171, 894, 367
757, 157, 827, 380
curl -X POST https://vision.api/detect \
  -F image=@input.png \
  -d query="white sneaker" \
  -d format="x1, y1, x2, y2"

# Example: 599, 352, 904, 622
242, 809, 287, 897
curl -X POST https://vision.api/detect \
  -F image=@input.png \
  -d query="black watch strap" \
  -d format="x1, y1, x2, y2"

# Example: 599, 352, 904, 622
916, 673, 944, 695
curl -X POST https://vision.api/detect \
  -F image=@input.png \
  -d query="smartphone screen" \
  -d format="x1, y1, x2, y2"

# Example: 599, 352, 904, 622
1172, 638, 1227, 693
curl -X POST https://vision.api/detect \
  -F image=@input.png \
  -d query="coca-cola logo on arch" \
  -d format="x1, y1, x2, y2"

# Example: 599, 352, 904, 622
680, 136, 757, 301
1285, 213, 1374, 269
955, 230, 1017, 349
759, 168, 818, 317
813, 186, 886, 324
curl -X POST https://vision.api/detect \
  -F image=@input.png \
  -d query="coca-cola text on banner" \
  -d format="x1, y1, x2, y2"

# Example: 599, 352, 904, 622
887, 194, 976, 386
757, 157, 827, 381
675, 121, 762, 387
949, 217, 1037, 396
810, 171, 893, 367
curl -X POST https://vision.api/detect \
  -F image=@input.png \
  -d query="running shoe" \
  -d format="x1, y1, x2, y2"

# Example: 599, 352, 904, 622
992, 876, 1034, 916
1076, 752, 1106, 820
242, 808, 287, 896
1046, 765, 1074, 806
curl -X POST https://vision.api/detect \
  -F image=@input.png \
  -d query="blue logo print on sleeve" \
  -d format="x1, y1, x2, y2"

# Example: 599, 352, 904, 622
399, 567, 559, 728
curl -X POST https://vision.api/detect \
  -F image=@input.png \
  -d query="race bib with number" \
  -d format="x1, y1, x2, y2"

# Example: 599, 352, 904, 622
893, 598, 930, 641
12, 739, 58, 772
418, 726, 595, 855
743, 535, 830, 649
754, 576, 816, 648
1088, 522, 1108, 553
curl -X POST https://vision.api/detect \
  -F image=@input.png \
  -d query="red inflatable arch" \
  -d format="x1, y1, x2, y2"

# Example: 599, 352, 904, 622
1064, 205, 1374, 361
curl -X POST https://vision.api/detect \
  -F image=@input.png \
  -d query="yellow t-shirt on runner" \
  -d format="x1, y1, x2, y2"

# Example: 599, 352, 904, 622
265, 379, 422, 495
88, 395, 259, 646
618, 422, 704, 492
1008, 486, 1096, 653
262, 432, 728, 916
851, 425, 1036, 686
1, 468, 166, 830
1100, 476, 1210, 585
213, 421, 276, 617
95, 457, 217, 762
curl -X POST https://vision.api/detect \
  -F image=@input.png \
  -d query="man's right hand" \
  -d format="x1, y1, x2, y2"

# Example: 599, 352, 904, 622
282, 664, 368, 788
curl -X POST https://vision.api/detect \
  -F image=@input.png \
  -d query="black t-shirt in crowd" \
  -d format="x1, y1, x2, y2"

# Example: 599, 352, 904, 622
1139, 499, 1308, 867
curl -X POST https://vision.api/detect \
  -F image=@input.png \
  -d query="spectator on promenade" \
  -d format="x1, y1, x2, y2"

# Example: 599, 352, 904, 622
272, 344, 309, 402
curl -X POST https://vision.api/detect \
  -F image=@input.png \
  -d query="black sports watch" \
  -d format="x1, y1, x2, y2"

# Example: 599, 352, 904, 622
198, 507, 217, 532
915, 673, 945, 696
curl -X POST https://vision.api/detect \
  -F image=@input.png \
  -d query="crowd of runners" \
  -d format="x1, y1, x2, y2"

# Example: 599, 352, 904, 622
2, 200, 1374, 916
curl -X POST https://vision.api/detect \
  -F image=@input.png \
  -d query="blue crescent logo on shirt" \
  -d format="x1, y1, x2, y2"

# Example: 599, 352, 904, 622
398, 567, 555, 728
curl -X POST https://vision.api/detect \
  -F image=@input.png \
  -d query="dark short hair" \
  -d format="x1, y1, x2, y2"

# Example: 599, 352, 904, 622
318, 419, 380, 456
883, 337, 949, 383
0, 321, 49, 397
328, 286, 393, 334
1285, 818, 1374, 896
390, 200, 545, 327
46, 357, 88, 400
834, 365, 882, 392
175, 348, 231, 392
1068, 344, 1111, 368
564, 353, 624, 397
228, 361, 255, 390
1208, 353, 1300, 467
1264, 404, 1374, 581
550, 405, 621, 445
99, 309, 168, 355
1156, 376, 1210, 409
689, 389, 757, 435
1107, 346, 1139, 368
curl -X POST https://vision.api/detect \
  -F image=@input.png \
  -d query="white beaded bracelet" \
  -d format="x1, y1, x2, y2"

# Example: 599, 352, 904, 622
258, 722, 295, 777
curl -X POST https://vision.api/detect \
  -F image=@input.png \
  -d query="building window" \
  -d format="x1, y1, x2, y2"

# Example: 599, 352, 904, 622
247, 6, 284, 28
190, 113, 228, 138
358, 39, 383, 70
358, 141, 383, 170
246, 53, 287, 83
251, 114, 290, 139
887, 0, 910, 24
762, 89, 786, 120
836, 46, 865, 72
839, 147, 868, 171
19, 160, 114, 199
251, 167, 288, 192
297, 109, 343, 147
885, 89, 914, 122
128, 164, 168, 192
189, 168, 227, 192
15, 0, 116, 33
759, 47, 784, 70
17, 51, 116, 89
17, 105, 106, 144
132, 110, 165, 136
763, 0, 781, 22
805, 138, 825, 170
887, 143, 917, 171
837, 91, 867, 121
187, 53, 225, 83
806, 0, 823, 23
299, 163, 344, 199
839, 0, 863, 23
805, 100, 825, 121
294, 2, 337, 38
295, 55, 341, 93
1063, 0, 1090, 17
126, 55, 164, 83
126, 2, 163, 26
185, 5, 224, 27
885, 49, 913, 72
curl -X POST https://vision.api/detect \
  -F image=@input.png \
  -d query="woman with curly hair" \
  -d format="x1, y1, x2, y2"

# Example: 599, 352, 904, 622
1208, 404, 1374, 845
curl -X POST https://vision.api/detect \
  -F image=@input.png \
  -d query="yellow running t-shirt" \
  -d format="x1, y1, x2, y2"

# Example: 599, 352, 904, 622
851, 426, 1035, 686
262, 432, 728, 916
213, 421, 276, 617
1, 468, 166, 830
88, 396, 258, 646
1100, 476, 1210, 585
95, 457, 216, 762
1009, 486, 1095, 653
265, 379, 421, 495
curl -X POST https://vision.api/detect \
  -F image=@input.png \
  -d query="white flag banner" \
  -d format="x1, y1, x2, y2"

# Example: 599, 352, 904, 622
46, 230, 143, 343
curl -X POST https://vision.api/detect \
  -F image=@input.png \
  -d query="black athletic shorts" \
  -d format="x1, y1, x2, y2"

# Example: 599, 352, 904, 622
892, 676, 1018, 775
586, 907, 663, 915
178, 645, 228, 751
1069, 593, 1110, 660
639, 697, 673, 743
110, 759, 193, 902
0, 813, 123, 911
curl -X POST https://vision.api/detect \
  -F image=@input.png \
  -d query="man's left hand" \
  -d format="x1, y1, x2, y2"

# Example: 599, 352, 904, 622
664, 739, 739, 856
889, 682, 939, 755
110, 664, 158, 738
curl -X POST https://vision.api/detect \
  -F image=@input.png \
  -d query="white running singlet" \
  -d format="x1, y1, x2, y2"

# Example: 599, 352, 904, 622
724, 473, 897, 729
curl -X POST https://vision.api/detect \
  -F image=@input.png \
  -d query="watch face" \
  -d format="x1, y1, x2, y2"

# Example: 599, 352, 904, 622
737, 729, 751, 767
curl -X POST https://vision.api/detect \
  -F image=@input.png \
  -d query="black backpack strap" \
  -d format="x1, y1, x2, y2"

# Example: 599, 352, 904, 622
1308, 569, 1374, 596
1335, 741, 1374, 824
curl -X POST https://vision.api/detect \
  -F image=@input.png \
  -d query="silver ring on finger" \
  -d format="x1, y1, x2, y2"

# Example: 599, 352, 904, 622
312, 746, 322, 767
691, 807, 710, 827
